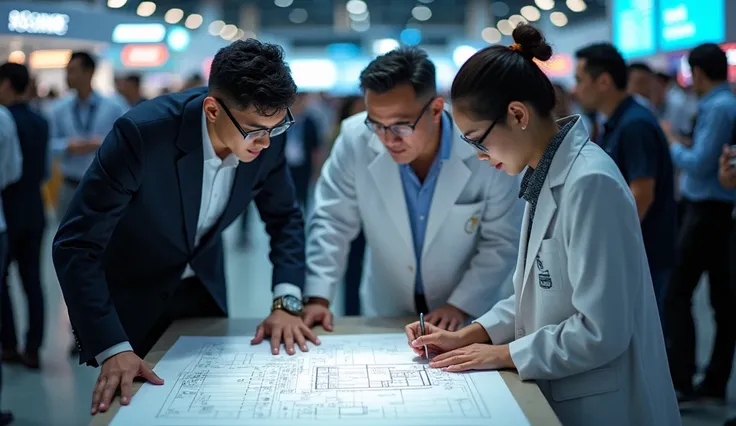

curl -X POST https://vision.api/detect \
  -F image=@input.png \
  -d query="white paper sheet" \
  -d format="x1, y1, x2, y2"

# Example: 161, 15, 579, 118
110, 334, 531, 426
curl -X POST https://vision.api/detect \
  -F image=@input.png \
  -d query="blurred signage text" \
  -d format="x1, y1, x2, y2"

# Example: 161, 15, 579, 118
7, 9, 69, 36
121, 44, 169, 68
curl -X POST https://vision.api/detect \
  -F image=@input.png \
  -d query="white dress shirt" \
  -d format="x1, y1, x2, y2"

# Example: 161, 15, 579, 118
96, 110, 301, 364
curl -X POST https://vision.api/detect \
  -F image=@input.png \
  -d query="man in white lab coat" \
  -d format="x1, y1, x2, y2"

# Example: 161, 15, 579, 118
302, 47, 523, 329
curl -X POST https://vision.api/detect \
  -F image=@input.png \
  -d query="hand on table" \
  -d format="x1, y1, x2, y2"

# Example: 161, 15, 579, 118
91, 351, 163, 415
427, 343, 515, 372
424, 304, 468, 331
251, 309, 320, 355
302, 298, 334, 331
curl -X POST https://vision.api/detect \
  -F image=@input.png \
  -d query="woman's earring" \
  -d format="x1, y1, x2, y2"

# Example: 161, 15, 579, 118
521, 126, 527, 131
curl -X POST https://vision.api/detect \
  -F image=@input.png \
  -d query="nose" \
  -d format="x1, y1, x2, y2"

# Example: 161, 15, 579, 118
253, 134, 271, 149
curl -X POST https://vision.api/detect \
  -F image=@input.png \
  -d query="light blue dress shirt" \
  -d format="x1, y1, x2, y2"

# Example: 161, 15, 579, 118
0, 105, 23, 234
49, 92, 125, 180
399, 112, 453, 295
671, 83, 736, 203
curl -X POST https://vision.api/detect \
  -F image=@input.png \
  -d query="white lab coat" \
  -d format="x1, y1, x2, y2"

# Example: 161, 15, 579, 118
305, 111, 523, 317
476, 116, 681, 426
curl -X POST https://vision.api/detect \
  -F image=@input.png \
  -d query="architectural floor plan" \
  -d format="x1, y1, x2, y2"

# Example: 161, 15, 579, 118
110, 334, 530, 426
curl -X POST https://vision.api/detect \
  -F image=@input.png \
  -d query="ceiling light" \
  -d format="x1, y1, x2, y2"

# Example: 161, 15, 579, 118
274, 0, 293, 7
497, 19, 513, 36
220, 24, 238, 40
535, 0, 555, 11
481, 27, 502, 44
350, 20, 370, 32
164, 8, 183, 24
418, 0, 434, 3
550, 11, 568, 26
520, 5, 541, 21
372, 38, 399, 55
346, 0, 368, 15
235, 29, 244, 40
208, 20, 225, 36
508, 14, 528, 27
184, 14, 203, 29
349, 10, 369, 21
566, 0, 587, 12
490, 1, 509, 17
289, 8, 308, 23
136, 1, 156, 17
452, 45, 477, 67
411, 5, 432, 21
107, 0, 127, 8
8, 51, 25, 64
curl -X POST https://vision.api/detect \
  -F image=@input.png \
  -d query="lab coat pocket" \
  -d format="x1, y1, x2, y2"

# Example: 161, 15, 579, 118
550, 367, 619, 402
450, 201, 484, 237
535, 238, 564, 292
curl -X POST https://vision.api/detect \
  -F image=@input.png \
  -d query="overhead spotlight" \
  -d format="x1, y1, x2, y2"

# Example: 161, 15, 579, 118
497, 19, 513, 36
550, 11, 568, 26
566, 0, 587, 12
107, 0, 127, 8
452, 45, 477, 67
418, 0, 434, 3
346, 0, 368, 15
411, 5, 432, 21
508, 14, 528, 27
520, 5, 541, 21
184, 14, 203, 30
274, 0, 293, 7
481, 27, 502, 44
208, 20, 225, 36
136, 1, 156, 17
400, 28, 422, 46
289, 8, 308, 23
372, 38, 399, 55
349, 10, 369, 21
220, 24, 238, 40
350, 20, 370, 32
164, 8, 184, 24
8, 51, 25, 64
535, 0, 555, 11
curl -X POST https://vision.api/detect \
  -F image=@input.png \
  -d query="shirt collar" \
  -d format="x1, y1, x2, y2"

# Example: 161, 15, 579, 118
603, 95, 636, 133
439, 111, 453, 161
519, 117, 577, 201
76, 91, 99, 108
201, 110, 239, 168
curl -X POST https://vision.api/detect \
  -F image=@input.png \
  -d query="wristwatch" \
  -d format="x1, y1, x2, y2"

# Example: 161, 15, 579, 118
272, 295, 304, 315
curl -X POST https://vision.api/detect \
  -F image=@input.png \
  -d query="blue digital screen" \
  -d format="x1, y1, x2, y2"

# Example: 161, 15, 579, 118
659, 0, 725, 52
612, 0, 656, 59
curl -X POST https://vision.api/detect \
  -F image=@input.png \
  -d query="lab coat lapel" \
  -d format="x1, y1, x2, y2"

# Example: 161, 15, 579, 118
176, 95, 206, 252
367, 136, 414, 254
521, 184, 557, 296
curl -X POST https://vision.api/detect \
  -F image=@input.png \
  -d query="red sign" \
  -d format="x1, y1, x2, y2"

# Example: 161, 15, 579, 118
121, 44, 169, 68
534, 54, 574, 77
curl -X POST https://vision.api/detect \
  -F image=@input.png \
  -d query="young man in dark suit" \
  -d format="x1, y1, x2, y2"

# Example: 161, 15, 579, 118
53, 39, 328, 415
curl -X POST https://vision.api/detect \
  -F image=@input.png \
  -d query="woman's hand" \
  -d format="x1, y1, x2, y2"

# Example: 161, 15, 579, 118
429, 343, 515, 372
405, 322, 490, 358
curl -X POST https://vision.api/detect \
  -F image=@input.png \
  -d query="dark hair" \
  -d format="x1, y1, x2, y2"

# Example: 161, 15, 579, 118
0, 62, 30, 94
69, 51, 96, 72
359, 46, 436, 99
208, 39, 297, 116
688, 43, 728, 82
575, 43, 628, 91
655, 71, 672, 83
450, 24, 555, 123
628, 62, 653, 74
124, 74, 141, 86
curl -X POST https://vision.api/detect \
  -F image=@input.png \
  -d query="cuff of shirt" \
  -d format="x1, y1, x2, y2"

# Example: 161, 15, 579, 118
669, 141, 685, 159
95, 341, 134, 365
273, 283, 303, 300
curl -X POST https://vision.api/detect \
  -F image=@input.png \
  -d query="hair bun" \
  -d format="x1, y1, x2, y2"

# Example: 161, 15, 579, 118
511, 23, 553, 62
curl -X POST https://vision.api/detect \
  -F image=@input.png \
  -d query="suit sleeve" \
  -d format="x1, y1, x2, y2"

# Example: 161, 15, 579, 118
447, 171, 523, 318
253, 134, 306, 291
304, 126, 362, 302
508, 173, 640, 380
52, 116, 144, 365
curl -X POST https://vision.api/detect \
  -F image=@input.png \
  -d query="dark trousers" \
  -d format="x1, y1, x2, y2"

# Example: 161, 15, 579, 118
651, 267, 671, 332
0, 233, 8, 404
344, 231, 365, 316
666, 200, 736, 392
1, 227, 45, 353
136, 277, 225, 358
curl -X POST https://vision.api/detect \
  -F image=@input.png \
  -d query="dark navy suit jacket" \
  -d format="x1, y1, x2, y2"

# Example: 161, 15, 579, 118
52, 89, 305, 365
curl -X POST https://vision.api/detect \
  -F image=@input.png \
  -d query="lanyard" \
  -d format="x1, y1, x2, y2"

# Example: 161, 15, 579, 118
72, 100, 98, 137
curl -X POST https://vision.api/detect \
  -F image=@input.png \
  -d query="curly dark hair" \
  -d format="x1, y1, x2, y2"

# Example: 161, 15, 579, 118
208, 39, 297, 116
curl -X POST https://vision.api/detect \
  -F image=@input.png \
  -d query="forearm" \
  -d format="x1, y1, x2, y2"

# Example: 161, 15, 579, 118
458, 322, 492, 345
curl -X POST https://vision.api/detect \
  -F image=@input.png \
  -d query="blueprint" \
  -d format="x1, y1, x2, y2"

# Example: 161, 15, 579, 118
110, 334, 530, 426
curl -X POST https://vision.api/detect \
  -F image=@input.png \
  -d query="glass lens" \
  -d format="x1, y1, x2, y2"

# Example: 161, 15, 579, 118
390, 125, 414, 137
245, 129, 268, 142
270, 123, 290, 137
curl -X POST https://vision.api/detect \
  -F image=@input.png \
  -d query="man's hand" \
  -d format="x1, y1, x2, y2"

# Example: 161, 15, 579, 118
719, 145, 736, 189
67, 138, 102, 155
302, 298, 334, 331
91, 351, 163, 415
251, 309, 320, 355
424, 304, 468, 331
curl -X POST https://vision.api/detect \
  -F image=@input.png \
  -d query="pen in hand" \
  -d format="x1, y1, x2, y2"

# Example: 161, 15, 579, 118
420, 313, 429, 360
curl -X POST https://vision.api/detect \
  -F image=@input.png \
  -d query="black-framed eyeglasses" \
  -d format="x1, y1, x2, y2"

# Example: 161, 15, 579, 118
364, 97, 435, 137
216, 98, 295, 142
460, 119, 497, 153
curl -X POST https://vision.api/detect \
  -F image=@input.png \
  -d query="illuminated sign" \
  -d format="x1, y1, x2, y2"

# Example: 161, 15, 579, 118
166, 26, 190, 52
112, 23, 166, 43
28, 49, 72, 69
535, 54, 574, 77
658, 0, 725, 52
120, 44, 169, 68
612, 0, 656, 59
7, 9, 69, 36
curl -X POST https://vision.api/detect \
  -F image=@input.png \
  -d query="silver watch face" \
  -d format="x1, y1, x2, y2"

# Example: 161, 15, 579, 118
283, 296, 303, 312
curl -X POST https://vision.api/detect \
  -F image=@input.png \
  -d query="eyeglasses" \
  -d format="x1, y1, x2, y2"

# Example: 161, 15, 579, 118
215, 98, 294, 142
460, 119, 497, 153
364, 97, 435, 137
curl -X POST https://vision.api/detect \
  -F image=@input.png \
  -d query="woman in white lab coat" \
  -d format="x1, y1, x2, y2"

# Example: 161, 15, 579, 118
406, 24, 681, 426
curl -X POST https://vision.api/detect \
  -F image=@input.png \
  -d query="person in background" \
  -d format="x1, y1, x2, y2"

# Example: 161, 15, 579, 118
666, 42, 736, 405
49, 51, 125, 221
407, 24, 680, 426
551, 83, 571, 119
284, 93, 322, 209
627, 62, 656, 110
0, 97, 23, 426
0, 62, 49, 370
652, 71, 697, 136
181, 74, 205, 91
303, 46, 523, 329
573, 43, 677, 323
116, 74, 147, 109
